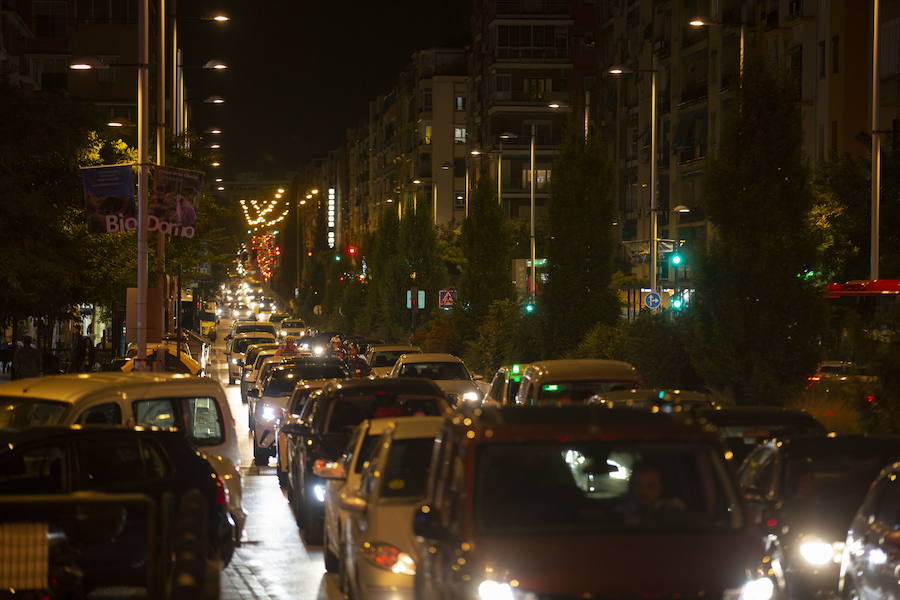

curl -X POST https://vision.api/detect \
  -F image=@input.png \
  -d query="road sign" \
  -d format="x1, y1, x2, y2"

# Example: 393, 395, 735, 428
438, 289, 457, 309
645, 292, 661, 309
406, 289, 426, 310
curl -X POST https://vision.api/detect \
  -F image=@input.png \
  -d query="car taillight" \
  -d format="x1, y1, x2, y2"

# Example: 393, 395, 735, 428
214, 475, 228, 505
360, 542, 416, 575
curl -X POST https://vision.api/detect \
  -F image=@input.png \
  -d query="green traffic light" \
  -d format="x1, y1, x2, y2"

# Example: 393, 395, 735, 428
524, 303, 535, 313
671, 254, 683, 265
672, 298, 684, 310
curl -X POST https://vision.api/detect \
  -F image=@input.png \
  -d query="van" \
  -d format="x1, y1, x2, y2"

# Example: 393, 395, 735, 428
515, 359, 641, 406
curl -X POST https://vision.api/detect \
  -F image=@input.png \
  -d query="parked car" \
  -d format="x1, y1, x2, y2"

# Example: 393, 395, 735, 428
838, 460, 900, 600
483, 363, 530, 406
339, 417, 444, 599
364, 344, 422, 378
268, 312, 290, 323
412, 405, 772, 600
227, 319, 278, 339
738, 435, 900, 598
389, 353, 484, 405
0, 372, 247, 546
248, 358, 349, 466
278, 318, 308, 339
0, 427, 232, 593
514, 359, 641, 406
695, 406, 827, 465
226, 331, 277, 384
283, 377, 449, 544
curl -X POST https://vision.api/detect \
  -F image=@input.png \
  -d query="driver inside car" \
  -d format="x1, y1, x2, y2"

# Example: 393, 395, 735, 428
616, 462, 687, 526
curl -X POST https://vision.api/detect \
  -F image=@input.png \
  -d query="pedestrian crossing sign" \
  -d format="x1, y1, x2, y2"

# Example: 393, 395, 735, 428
439, 289, 457, 309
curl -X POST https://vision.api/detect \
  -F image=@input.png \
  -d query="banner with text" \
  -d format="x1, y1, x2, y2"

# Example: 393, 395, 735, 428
81, 164, 135, 233
150, 166, 203, 238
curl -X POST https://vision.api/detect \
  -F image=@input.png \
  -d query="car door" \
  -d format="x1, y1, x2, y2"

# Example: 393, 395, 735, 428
738, 446, 778, 527
0, 439, 68, 494
869, 468, 900, 599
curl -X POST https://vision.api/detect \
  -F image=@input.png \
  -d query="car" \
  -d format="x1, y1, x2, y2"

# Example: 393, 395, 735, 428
0, 372, 247, 547
121, 344, 202, 375
279, 380, 331, 492
231, 303, 256, 320
225, 331, 277, 384
412, 405, 773, 600
738, 435, 900, 598
199, 307, 218, 339
247, 358, 349, 467
603, 388, 718, 412
364, 344, 422, 378
320, 417, 399, 573
339, 416, 444, 599
483, 363, 529, 405
240, 343, 281, 401
284, 378, 450, 544
694, 406, 827, 465
302, 330, 344, 356
269, 312, 290, 323
514, 359, 642, 405
838, 460, 900, 600
278, 318, 308, 339
0, 427, 232, 595
227, 320, 278, 340
389, 352, 484, 405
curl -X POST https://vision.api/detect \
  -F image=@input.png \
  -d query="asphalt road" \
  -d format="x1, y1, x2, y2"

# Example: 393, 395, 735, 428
212, 320, 341, 599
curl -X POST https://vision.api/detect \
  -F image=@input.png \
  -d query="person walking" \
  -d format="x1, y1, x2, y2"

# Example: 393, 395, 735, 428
13, 335, 42, 380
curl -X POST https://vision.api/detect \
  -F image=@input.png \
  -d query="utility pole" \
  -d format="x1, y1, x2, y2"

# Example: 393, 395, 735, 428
136, 0, 150, 368
871, 0, 882, 280
529, 125, 536, 304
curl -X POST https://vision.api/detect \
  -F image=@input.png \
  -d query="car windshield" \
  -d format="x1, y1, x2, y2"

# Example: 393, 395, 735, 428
236, 324, 275, 335
717, 421, 825, 446
784, 448, 900, 513
265, 371, 302, 396
371, 350, 418, 368
399, 362, 468, 380
536, 380, 637, 404
0, 398, 69, 428
246, 346, 278, 366
325, 394, 445, 433
234, 337, 273, 353
475, 441, 742, 535
380, 437, 435, 498
282, 320, 305, 329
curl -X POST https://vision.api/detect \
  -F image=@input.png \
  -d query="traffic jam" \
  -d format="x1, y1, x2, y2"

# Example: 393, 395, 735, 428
1, 280, 899, 600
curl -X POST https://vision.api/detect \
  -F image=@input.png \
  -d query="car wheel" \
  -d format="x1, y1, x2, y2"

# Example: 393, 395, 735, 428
323, 526, 340, 573
302, 493, 324, 545
252, 435, 269, 467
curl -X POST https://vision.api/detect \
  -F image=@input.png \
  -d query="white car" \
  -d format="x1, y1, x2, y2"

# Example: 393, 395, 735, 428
389, 353, 484, 405
364, 345, 422, 378
0, 372, 247, 548
339, 417, 444, 599
278, 318, 308, 339
225, 331, 277, 384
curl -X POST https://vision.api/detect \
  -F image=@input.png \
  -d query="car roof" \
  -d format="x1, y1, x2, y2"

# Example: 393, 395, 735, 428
322, 377, 444, 396
772, 434, 900, 455
0, 425, 186, 450
698, 406, 822, 424
386, 416, 444, 439
398, 353, 464, 363
369, 345, 422, 352
0, 372, 220, 404
233, 331, 276, 339
524, 359, 639, 381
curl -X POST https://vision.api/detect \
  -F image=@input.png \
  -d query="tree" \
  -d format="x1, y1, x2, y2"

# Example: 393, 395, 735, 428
398, 199, 446, 321
458, 171, 515, 322
541, 121, 619, 356
690, 57, 824, 405
363, 207, 407, 339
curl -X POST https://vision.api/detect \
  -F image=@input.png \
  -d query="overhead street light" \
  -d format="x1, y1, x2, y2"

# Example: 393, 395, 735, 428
204, 95, 225, 104
207, 128, 222, 134
202, 59, 228, 70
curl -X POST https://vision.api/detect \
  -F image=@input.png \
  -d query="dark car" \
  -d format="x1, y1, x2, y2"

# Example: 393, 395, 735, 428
739, 435, 900, 598
283, 377, 450, 544
0, 427, 232, 594
412, 406, 773, 600
839, 460, 900, 600
696, 406, 827, 465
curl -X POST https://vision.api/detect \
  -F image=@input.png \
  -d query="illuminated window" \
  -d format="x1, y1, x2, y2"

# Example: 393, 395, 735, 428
455, 94, 466, 111
454, 127, 467, 144
522, 169, 552, 190
423, 125, 432, 145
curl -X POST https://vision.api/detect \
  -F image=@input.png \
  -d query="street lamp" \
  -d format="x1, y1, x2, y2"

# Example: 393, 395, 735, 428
498, 132, 517, 208
689, 15, 746, 82
529, 125, 537, 304
204, 95, 225, 104
207, 128, 222, 134
609, 61, 659, 294
202, 59, 228, 70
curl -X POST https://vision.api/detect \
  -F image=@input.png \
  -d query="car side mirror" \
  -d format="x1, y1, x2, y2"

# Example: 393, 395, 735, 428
340, 492, 367, 513
413, 504, 451, 541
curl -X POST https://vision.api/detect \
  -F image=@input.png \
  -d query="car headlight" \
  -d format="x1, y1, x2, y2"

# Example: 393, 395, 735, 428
478, 581, 520, 600
463, 391, 480, 403
231, 358, 239, 364
313, 345, 324, 356
799, 539, 844, 566
737, 577, 775, 600
313, 483, 326, 503
360, 542, 416, 575
261, 405, 277, 422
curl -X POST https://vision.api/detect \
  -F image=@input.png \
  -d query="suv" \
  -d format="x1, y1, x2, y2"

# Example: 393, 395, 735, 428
284, 378, 450, 544
278, 318, 307, 340
413, 405, 773, 600
0, 427, 232, 594
226, 331, 277, 384
389, 353, 484, 405
240, 342, 280, 401
515, 359, 641, 405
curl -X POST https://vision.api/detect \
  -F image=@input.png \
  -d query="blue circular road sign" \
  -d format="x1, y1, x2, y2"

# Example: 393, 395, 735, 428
645, 292, 661, 309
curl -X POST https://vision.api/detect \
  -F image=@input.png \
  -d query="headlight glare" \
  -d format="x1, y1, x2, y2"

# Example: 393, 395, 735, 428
261, 405, 277, 422
478, 580, 515, 600
360, 542, 416, 575
463, 391, 480, 402
739, 577, 775, 600
799, 540, 837, 566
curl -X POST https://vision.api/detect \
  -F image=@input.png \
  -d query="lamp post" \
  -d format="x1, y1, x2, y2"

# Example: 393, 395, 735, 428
871, 0, 882, 280
136, 0, 150, 367
610, 60, 658, 293
529, 124, 536, 304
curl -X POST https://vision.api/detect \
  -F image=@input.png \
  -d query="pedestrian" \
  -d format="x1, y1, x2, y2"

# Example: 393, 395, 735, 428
0, 336, 11, 374
13, 335, 42, 380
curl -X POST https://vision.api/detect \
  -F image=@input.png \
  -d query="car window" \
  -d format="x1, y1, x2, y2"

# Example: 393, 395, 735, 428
489, 373, 504, 401
77, 402, 123, 425
785, 450, 900, 511
355, 435, 382, 474
874, 471, 900, 525
133, 399, 178, 428
76, 437, 144, 489
399, 362, 468, 380
282, 320, 305, 329
185, 397, 224, 445
0, 398, 68, 427
739, 447, 774, 493
324, 394, 446, 433
380, 437, 435, 498
537, 380, 639, 404
0, 443, 66, 493
506, 377, 522, 403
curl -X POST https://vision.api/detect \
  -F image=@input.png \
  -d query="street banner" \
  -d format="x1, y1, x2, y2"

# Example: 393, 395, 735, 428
151, 166, 203, 238
81, 164, 135, 233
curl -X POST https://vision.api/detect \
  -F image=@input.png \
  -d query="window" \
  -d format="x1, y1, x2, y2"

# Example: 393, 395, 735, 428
497, 24, 568, 59
522, 169, 552, 191
33, 1, 67, 37
0, 398, 68, 427
0, 444, 65, 493
495, 73, 511, 94
77, 437, 143, 489
97, 55, 118, 82
186, 397, 224, 445
455, 94, 466, 112
831, 35, 839, 73
77, 402, 122, 425
874, 472, 900, 526
422, 88, 433, 112
380, 437, 435, 498
454, 127, 467, 144
140, 439, 169, 480
422, 125, 432, 145
454, 194, 465, 210
133, 399, 177, 428
818, 40, 826, 78
524, 77, 552, 100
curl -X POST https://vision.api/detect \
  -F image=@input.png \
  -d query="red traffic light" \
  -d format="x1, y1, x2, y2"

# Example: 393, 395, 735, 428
347, 246, 358, 255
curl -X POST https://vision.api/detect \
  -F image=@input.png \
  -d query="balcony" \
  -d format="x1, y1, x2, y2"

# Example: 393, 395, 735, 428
495, 0, 570, 17
496, 46, 570, 61
487, 90, 569, 114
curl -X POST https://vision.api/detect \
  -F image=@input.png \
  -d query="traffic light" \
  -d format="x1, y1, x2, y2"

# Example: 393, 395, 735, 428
672, 297, 684, 311
524, 301, 536, 314
347, 246, 358, 256
671, 253, 683, 266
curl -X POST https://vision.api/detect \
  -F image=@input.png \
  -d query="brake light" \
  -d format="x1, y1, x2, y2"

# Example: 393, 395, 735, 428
807, 376, 820, 382
360, 542, 416, 575
214, 475, 228, 505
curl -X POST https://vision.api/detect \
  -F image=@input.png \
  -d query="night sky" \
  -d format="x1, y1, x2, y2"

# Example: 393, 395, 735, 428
181, 1, 471, 178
